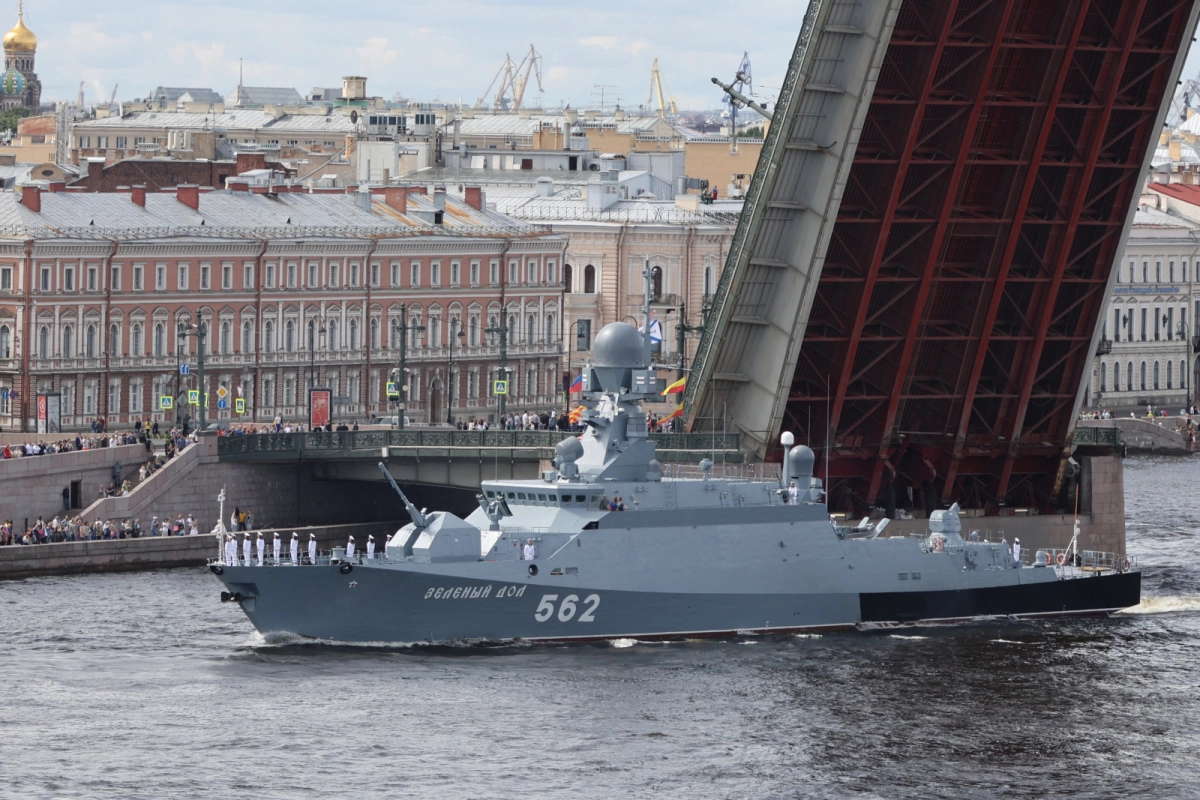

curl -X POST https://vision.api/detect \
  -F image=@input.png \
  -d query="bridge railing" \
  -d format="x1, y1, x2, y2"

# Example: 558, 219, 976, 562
1070, 426, 1121, 447
217, 430, 741, 458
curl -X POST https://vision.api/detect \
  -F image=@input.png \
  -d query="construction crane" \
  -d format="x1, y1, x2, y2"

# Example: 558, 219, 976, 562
476, 45, 543, 112
648, 57, 678, 118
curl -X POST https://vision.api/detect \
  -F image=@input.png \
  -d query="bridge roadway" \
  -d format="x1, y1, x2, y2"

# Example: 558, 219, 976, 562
217, 430, 742, 490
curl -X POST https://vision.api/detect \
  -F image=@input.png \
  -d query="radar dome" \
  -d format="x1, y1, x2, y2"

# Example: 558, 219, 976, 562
592, 322, 645, 368
555, 436, 584, 463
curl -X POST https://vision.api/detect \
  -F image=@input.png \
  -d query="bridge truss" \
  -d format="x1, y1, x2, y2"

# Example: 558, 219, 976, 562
688, 0, 1200, 513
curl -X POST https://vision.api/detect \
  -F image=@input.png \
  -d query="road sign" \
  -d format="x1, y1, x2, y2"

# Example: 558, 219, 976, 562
179, 363, 190, 375
386, 381, 399, 398
493, 379, 508, 395
160, 396, 173, 410
188, 389, 199, 406
216, 386, 228, 399
235, 398, 245, 414
217, 398, 228, 410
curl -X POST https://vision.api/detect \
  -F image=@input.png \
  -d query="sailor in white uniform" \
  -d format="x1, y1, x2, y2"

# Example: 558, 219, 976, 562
256, 532, 265, 566
366, 535, 375, 560
1012, 538, 1021, 563
788, 481, 799, 505
308, 533, 317, 565
241, 533, 252, 567
523, 539, 536, 561
272, 532, 281, 564
224, 534, 236, 565
289, 532, 299, 565
346, 535, 356, 559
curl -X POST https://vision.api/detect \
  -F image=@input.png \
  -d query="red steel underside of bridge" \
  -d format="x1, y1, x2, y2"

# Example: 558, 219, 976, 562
786, 0, 1193, 513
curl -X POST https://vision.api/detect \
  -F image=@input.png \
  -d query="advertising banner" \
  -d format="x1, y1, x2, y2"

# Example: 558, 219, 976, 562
36, 392, 61, 434
310, 388, 332, 429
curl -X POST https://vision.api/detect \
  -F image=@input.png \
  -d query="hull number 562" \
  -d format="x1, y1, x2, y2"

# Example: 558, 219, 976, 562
534, 594, 600, 623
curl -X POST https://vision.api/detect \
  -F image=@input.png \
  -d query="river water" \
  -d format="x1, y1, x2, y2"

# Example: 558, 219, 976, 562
2, 454, 1198, 799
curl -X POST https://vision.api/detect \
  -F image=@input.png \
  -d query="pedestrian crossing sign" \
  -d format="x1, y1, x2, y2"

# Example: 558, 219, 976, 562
235, 398, 246, 414
493, 379, 508, 396
160, 396, 173, 410
188, 390, 199, 406
386, 381, 399, 398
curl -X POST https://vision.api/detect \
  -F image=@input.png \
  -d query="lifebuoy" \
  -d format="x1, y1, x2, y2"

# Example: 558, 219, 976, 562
1120, 557, 1132, 573
210, 564, 224, 575
340, 563, 353, 574
1056, 552, 1067, 566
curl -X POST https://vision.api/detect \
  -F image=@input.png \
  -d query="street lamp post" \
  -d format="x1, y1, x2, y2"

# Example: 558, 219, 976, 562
485, 318, 510, 422
177, 311, 208, 431
672, 302, 707, 383
447, 318, 466, 425
307, 316, 328, 429
392, 306, 425, 429
564, 320, 589, 414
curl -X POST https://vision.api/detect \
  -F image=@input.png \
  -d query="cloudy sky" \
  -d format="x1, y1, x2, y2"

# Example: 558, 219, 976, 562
22, 0, 810, 110
18, 1, 1200, 112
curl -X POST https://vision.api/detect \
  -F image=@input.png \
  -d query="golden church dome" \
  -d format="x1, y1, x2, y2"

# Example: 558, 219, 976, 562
3, 13, 36, 52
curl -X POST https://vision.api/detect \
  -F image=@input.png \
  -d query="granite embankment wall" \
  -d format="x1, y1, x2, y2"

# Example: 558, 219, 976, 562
0, 521, 404, 580
1077, 417, 1192, 453
0, 444, 151, 525
6, 435, 411, 533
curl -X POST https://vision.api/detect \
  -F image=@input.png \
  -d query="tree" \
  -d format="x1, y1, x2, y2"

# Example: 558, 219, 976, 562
736, 125, 765, 140
0, 106, 30, 135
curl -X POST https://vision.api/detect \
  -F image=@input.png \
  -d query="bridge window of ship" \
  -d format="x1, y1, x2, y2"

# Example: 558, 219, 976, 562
576, 495, 587, 504
538, 494, 549, 503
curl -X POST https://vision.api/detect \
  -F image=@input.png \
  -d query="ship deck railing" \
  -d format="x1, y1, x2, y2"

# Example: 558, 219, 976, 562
1030, 548, 1135, 576
209, 550, 393, 568
661, 462, 783, 483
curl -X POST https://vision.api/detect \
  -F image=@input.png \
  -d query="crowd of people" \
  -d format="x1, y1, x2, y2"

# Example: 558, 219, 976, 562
0, 513, 213, 545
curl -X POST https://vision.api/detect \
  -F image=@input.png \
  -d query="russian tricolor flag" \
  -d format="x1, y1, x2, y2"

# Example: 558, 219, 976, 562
570, 373, 584, 393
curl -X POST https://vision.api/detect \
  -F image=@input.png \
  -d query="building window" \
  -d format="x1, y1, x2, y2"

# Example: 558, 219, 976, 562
326, 319, 338, 350
1141, 308, 1147, 341
451, 261, 460, 286
243, 264, 254, 289
64, 266, 75, 292
1170, 261, 1176, 283
1154, 361, 1160, 390
470, 261, 480, 286
155, 264, 166, 291
528, 260, 538, 283
546, 313, 555, 343
469, 317, 478, 346
283, 376, 295, 406
308, 262, 319, 287
509, 260, 518, 283
547, 260, 556, 285
411, 262, 421, 287
264, 321, 275, 351
200, 264, 211, 290
86, 325, 96, 358
431, 262, 440, 286
330, 263, 340, 288
285, 320, 295, 352
178, 264, 188, 291
109, 323, 120, 357
1143, 261, 1148, 282
116, 136, 127, 149
370, 262, 380, 287
0, 266, 10, 291
131, 323, 142, 356
62, 325, 73, 358
1168, 360, 1173, 389
584, 265, 596, 293
564, 264, 572, 293
490, 261, 499, 285
222, 264, 232, 290
1140, 361, 1147, 390
350, 262, 359, 287
650, 266, 663, 301
1156, 261, 1162, 283
154, 323, 165, 356
111, 266, 121, 291
370, 318, 378, 349
38, 325, 48, 358
287, 263, 297, 288
220, 321, 232, 354
40, 266, 50, 292
526, 314, 535, 343
263, 375, 274, 407
1113, 361, 1120, 391
1100, 362, 1107, 392
129, 380, 142, 413
350, 319, 359, 351
242, 320, 254, 353
0, 324, 9, 358
391, 263, 400, 286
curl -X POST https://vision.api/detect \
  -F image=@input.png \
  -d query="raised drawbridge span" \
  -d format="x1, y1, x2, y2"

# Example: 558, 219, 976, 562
688, 0, 1200, 514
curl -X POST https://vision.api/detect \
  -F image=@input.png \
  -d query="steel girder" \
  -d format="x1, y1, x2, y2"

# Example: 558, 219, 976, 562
794, 0, 1199, 512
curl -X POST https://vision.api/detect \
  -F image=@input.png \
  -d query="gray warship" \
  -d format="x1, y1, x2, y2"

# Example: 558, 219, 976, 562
211, 284, 1140, 643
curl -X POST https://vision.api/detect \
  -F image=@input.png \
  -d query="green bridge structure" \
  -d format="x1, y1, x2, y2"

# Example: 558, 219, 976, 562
217, 430, 744, 490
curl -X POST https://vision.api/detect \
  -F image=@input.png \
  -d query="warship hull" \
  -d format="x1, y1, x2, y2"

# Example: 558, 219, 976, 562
214, 563, 1140, 643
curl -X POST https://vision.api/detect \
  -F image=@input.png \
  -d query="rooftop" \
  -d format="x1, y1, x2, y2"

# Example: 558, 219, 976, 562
0, 188, 558, 241
74, 109, 357, 134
